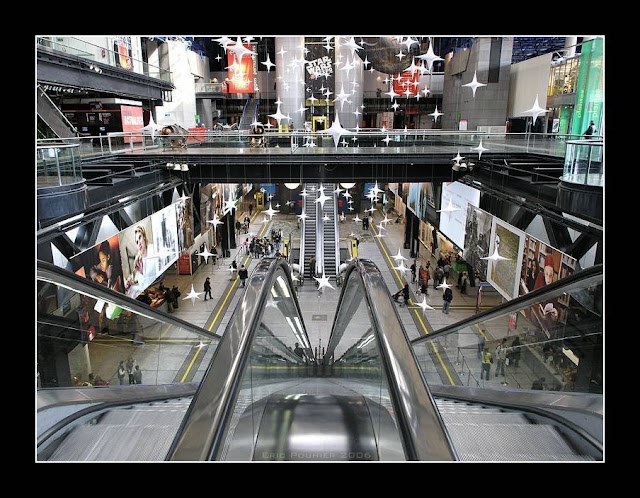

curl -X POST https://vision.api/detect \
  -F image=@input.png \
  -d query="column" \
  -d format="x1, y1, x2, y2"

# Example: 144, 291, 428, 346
275, 36, 306, 130
334, 38, 364, 129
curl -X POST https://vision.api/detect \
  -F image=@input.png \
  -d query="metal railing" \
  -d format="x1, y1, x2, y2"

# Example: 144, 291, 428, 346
36, 36, 172, 83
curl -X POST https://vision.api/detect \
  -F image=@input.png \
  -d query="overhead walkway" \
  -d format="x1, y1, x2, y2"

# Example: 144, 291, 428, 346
36, 259, 602, 461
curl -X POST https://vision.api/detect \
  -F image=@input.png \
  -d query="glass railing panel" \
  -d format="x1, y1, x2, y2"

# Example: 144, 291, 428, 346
37, 274, 218, 390
36, 144, 83, 188
562, 140, 603, 187
412, 271, 602, 395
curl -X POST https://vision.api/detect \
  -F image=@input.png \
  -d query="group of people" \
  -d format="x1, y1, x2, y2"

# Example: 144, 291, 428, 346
479, 336, 522, 381
117, 357, 142, 385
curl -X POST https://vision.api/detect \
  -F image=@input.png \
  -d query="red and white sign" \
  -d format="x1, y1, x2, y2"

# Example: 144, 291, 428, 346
227, 44, 255, 94
393, 70, 420, 97
120, 105, 143, 143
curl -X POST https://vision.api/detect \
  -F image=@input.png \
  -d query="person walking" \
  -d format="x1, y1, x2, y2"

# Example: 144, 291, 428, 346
442, 287, 453, 314
203, 277, 212, 301
117, 361, 127, 385
410, 260, 417, 284
480, 347, 493, 380
495, 338, 508, 377
239, 264, 249, 287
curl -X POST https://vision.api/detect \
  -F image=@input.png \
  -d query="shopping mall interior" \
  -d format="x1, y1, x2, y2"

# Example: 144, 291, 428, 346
36, 35, 603, 462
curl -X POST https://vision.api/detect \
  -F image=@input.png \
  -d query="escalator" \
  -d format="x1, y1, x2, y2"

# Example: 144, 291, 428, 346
36, 259, 603, 461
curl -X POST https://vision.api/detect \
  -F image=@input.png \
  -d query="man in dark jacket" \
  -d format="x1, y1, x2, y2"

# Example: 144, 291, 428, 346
239, 265, 249, 287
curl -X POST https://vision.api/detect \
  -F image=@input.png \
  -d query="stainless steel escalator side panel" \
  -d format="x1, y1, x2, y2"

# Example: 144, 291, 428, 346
330, 259, 457, 461
167, 258, 307, 461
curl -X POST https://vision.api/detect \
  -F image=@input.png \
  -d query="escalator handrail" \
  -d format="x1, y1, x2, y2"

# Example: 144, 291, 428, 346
37, 260, 220, 342
165, 257, 308, 461
411, 264, 603, 346
328, 259, 458, 461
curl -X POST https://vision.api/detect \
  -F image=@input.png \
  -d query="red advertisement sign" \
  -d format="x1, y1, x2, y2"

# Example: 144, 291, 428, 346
393, 70, 420, 97
227, 44, 255, 94
120, 105, 143, 143
178, 253, 192, 275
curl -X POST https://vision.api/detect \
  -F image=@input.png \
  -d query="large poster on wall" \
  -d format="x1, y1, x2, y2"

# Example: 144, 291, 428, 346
227, 43, 256, 93
151, 204, 179, 276
519, 234, 578, 337
407, 182, 419, 216
72, 235, 124, 294
439, 182, 480, 250
119, 218, 158, 298
487, 218, 525, 301
114, 36, 133, 70
176, 197, 194, 254
305, 38, 334, 100
463, 205, 493, 281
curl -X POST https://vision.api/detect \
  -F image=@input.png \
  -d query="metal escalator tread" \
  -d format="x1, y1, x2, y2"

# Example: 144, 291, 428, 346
100, 407, 188, 427
444, 423, 592, 461
439, 412, 529, 425
49, 424, 181, 461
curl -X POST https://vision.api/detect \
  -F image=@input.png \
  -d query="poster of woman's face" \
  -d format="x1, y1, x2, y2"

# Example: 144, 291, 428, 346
118, 218, 157, 298
151, 204, 179, 275
72, 235, 124, 294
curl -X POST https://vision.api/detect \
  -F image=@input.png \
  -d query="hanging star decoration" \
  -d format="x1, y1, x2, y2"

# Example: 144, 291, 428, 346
393, 259, 409, 275
353, 214, 361, 223
481, 246, 510, 261
222, 193, 238, 215
324, 114, 348, 148
315, 190, 331, 208
261, 54, 276, 72
417, 39, 444, 72
462, 70, 487, 98
322, 214, 331, 221
523, 94, 549, 124
392, 248, 408, 262
471, 139, 488, 159
382, 135, 392, 146
183, 284, 203, 304
264, 203, 280, 219
436, 279, 453, 290
268, 96, 290, 126
429, 105, 443, 121
437, 199, 462, 214
196, 244, 215, 263
314, 272, 335, 290
414, 295, 435, 314
207, 213, 224, 232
